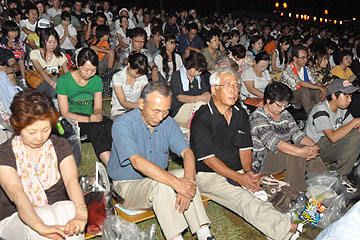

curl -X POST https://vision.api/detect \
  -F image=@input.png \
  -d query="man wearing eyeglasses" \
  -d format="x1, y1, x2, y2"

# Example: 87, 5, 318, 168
280, 45, 328, 114
119, 27, 159, 81
190, 68, 301, 240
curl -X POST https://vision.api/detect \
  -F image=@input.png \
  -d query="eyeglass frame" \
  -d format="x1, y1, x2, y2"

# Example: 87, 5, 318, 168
274, 101, 291, 109
214, 81, 241, 89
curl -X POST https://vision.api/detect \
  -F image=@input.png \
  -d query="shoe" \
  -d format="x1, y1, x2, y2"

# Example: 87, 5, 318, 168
299, 224, 323, 239
19, 78, 28, 88
340, 176, 357, 193
196, 235, 216, 240
290, 223, 322, 240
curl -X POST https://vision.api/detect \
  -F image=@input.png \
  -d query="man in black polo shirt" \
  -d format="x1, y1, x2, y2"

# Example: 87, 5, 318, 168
190, 68, 299, 240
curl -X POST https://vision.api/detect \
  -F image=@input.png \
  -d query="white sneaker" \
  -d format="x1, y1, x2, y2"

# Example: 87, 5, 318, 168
340, 176, 357, 193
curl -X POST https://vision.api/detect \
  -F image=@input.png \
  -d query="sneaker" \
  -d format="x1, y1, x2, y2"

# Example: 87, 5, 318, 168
300, 224, 323, 239
19, 78, 28, 88
206, 236, 216, 240
290, 223, 323, 240
340, 176, 357, 193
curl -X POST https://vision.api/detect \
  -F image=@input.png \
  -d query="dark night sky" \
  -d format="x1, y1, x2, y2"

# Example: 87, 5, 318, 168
139, 0, 359, 20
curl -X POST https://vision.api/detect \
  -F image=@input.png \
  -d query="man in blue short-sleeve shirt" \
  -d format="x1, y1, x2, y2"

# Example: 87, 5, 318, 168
108, 82, 215, 240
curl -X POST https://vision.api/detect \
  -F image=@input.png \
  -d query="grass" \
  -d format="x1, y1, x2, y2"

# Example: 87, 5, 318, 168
80, 100, 359, 240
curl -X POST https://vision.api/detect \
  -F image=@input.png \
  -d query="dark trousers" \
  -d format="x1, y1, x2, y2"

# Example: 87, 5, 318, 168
79, 116, 112, 158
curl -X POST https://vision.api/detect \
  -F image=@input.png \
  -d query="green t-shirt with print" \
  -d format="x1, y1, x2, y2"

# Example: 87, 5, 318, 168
56, 72, 103, 115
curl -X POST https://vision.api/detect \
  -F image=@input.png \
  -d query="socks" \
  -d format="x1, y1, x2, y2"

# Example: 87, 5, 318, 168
171, 235, 184, 240
196, 226, 211, 240
289, 223, 304, 240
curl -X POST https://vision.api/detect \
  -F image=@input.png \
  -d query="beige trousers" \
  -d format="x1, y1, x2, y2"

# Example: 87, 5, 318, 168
173, 102, 206, 129
112, 169, 211, 240
0, 200, 84, 240
196, 171, 294, 240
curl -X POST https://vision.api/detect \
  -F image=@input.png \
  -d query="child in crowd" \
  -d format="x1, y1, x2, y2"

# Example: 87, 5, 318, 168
90, 24, 115, 73
0, 20, 27, 87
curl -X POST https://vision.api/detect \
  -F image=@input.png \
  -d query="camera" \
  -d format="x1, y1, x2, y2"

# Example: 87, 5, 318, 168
46, 66, 59, 76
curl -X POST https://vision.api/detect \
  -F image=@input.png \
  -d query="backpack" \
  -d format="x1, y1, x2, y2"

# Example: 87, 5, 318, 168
0, 71, 22, 114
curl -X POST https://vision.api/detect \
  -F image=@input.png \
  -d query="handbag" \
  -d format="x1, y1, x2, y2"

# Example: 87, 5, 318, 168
25, 67, 64, 89
260, 175, 297, 212
245, 97, 264, 107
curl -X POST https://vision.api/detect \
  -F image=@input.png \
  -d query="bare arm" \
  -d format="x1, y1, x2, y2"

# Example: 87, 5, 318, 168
244, 80, 265, 98
113, 86, 140, 109
203, 155, 260, 191
298, 80, 327, 94
177, 92, 211, 103
31, 59, 54, 85
323, 118, 360, 143
57, 94, 91, 122
28, 38, 38, 50
60, 156, 87, 235
0, 166, 66, 239
239, 149, 253, 172
277, 140, 319, 160
129, 154, 195, 200
271, 51, 283, 72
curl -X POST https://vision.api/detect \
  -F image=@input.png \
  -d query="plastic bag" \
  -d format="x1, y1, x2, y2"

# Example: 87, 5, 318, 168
299, 172, 354, 228
102, 215, 156, 240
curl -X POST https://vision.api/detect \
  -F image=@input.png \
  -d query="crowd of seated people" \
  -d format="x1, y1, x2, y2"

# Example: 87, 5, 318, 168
2, 1, 360, 239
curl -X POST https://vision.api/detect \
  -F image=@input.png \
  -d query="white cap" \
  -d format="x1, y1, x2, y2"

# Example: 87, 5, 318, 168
37, 18, 51, 29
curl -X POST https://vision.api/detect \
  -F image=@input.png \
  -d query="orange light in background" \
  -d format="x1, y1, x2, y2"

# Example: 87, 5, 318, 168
280, 12, 284, 16
313, 17, 317, 21
353, 18, 357, 21
283, 2, 287, 8
296, 14, 299, 19
301, 14, 304, 19
325, 19, 328, 23
320, 18, 323, 22
289, 13, 292, 17
340, 21, 343, 24
324, 10, 328, 15
275, 2, 279, 7
307, 16, 310, 20
334, 20, 337, 24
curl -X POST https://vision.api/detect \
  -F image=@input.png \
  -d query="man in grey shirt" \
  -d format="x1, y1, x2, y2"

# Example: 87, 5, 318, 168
305, 78, 360, 192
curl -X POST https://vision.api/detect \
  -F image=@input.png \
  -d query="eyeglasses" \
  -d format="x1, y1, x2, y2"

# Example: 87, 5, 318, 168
296, 56, 309, 60
215, 82, 241, 89
133, 39, 145, 43
274, 102, 291, 108
168, 40, 177, 45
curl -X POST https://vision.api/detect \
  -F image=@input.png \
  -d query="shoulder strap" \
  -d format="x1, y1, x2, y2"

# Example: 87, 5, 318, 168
312, 111, 330, 125
344, 110, 351, 120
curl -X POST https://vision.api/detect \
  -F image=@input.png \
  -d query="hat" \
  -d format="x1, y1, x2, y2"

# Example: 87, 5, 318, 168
118, 8, 128, 16
37, 18, 51, 29
326, 78, 359, 96
189, 9, 196, 14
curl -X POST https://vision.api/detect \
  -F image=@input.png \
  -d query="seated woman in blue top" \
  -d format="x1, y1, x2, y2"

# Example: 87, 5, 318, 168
56, 48, 112, 166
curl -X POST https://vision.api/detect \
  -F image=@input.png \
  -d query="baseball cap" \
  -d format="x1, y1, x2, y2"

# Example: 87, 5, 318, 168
37, 18, 51, 29
326, 78, 359, 96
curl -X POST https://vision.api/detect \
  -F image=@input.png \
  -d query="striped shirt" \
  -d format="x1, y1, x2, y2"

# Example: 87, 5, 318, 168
250, 106, 305, 174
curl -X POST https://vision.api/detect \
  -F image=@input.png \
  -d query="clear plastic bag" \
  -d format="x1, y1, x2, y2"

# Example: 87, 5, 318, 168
302, 172, 354, 228
102, 215, 156, 240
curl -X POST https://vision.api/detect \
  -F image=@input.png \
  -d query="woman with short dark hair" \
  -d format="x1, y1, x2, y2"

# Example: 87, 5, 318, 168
250, 82, 326, 194
0, 89, 87, 239
56, 48, 112, 166
169, 51, 210, 130
110, 52, 149, 120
